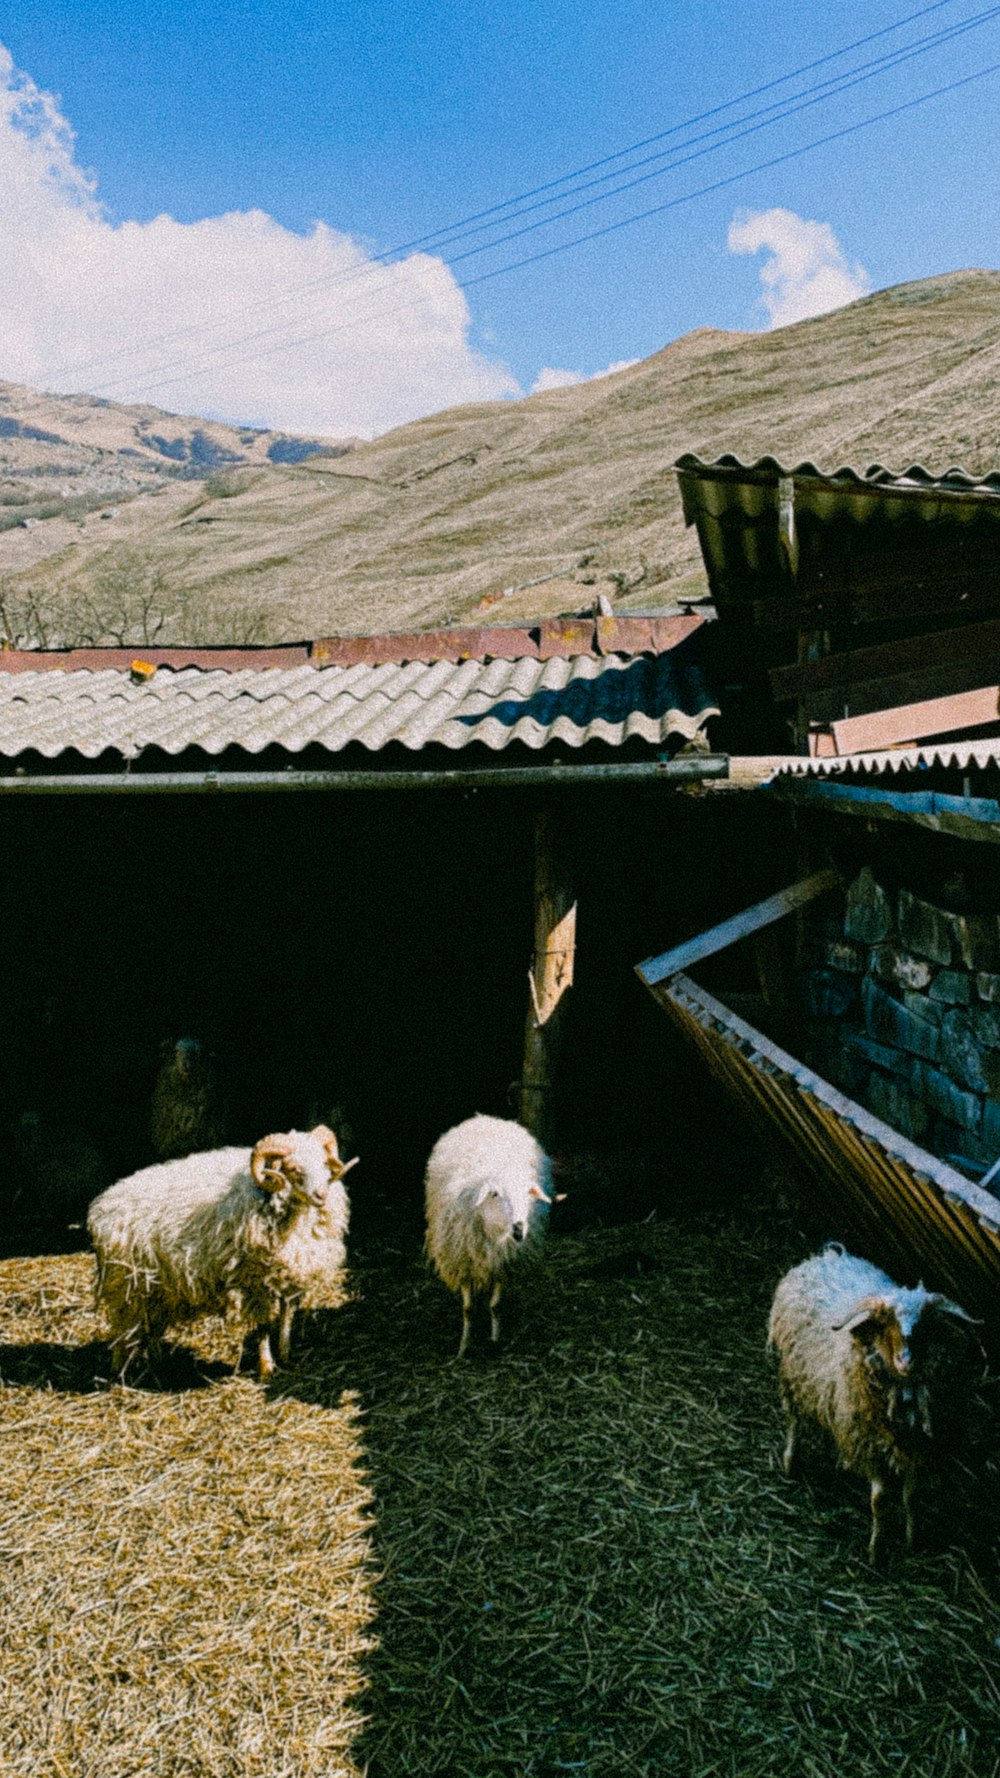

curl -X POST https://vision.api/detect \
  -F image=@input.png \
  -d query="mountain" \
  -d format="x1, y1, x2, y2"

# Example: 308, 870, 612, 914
1, 268, 999, 647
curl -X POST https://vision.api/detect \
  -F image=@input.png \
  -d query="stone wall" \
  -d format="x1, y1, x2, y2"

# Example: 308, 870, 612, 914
802, 866, 1000, 1185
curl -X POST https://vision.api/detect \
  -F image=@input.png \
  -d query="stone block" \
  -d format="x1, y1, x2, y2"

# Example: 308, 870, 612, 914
902, 992, 944, 1027
980, 1097, 1000, 1153
861, 976, 940, 1062
976, 973, 1000, 1003
897, 889, 954, 965
869, 947, 933, 991
939, 1009, 1000, 1095
954, 912, 1000, 974
927, 970, 973, 1006
843, 1031, 910, 1075
932, 1118, 997, 1173
866, 1072, 930, 1142
844, 868, 892, 946
910, 1060, 981, 1131
800, 968, 858, 1020
824, 939, 865, 974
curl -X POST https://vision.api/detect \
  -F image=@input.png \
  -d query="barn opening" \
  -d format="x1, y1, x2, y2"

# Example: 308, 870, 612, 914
0, 776, 793, 1254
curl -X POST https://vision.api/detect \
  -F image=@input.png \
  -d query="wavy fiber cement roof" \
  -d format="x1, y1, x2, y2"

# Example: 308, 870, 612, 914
0, 645, 719, 763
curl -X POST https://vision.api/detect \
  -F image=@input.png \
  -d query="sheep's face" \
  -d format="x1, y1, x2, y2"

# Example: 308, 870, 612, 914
838, 1287, 981, 1440
251, 1129, 348, 1209
475, 1185, 522, 1247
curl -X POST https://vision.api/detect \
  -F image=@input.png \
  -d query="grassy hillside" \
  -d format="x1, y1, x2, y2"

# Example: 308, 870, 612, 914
1, 268, 999, 646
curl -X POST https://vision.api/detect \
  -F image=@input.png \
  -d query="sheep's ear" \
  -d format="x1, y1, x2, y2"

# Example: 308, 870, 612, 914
831, 1295, 888, 1336
529, 1182, 553, 1204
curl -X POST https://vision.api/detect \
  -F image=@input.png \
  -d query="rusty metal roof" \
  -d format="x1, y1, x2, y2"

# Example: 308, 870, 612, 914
0, 627, 718, 765
0, 614, 701, 676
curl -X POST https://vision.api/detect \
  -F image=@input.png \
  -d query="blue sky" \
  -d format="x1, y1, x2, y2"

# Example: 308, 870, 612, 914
1, 0, 998, 435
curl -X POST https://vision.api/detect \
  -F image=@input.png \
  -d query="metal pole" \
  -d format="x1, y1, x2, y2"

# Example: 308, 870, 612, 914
0, 757, 729, 796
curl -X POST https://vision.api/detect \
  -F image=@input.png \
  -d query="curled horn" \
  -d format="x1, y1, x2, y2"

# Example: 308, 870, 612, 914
251, 1134, 296, 1192
310, 1123, 359, 1182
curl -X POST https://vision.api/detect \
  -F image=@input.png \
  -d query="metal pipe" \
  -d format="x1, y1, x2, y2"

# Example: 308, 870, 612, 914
0, 757, 729, 795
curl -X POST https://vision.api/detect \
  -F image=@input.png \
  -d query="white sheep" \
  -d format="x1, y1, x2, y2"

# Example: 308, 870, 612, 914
767, 1244, 983, 1563
87, 1124, 356, 1380
424, 1113, 554, 1357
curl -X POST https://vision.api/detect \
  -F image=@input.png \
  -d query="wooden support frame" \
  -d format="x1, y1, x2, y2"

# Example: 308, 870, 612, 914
519, 807, 577, 1149
635, 868, 840, 988
643, 972, 1000, 1318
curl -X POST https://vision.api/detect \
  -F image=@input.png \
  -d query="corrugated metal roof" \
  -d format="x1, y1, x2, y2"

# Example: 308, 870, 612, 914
775, 736, 1000, 778
674, 453, 1000, 616
0, 640, 719, 764
676, 453, 1000, 522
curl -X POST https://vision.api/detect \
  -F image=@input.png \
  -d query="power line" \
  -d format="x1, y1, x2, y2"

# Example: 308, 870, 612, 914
40, 0, 973, 386
92, 16, 1000, 400
113, 52, 1000, 402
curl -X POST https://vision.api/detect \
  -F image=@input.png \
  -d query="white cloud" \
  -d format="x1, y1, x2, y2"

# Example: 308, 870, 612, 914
531, 356, 639, 395
0, 43, 520, 437
727, 207, 871, 329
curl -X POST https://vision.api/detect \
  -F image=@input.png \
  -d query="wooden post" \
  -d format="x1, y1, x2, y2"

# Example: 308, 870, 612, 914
519, 806, 576, 1150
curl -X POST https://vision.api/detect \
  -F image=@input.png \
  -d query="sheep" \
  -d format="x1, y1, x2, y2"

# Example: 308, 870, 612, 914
87, 1124, 357, 1380
767, 1244, 983, 1563
150, 1036, 227, 1161
424, 1114, 555, 1357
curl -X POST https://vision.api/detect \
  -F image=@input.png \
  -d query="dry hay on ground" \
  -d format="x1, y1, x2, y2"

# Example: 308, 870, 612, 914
1, 1183, 999, 1778
0, 1254, 375, 1778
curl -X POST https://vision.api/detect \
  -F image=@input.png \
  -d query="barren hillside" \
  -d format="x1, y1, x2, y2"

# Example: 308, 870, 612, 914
2, 268, 999, 646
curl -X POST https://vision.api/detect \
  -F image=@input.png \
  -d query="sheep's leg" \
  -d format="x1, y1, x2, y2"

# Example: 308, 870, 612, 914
902, 1468, 919, 1551
781, 1415, 800, 1476
277, 1302, 295, 1364
489, 1281, 503, 1346
868, 1477, 890, 1566
257, 1328, 276, 1379
457, 1286, 473, 1359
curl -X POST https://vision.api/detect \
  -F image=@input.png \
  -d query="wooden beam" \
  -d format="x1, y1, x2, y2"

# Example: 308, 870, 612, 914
769, 616, 1000, 704
635, 867, 840, 987
817, 684, 1000, 756
519, 807, 577, 1149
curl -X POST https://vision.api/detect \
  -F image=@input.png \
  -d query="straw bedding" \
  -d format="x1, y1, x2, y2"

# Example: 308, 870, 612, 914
0, 1170, 998, 1777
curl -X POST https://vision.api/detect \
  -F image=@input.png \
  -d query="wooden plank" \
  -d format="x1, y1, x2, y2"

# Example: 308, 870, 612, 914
519, 807, 576, 1150
822, 685, 1000, 756
768, 616, 1000, 703
635, 869, 840, 987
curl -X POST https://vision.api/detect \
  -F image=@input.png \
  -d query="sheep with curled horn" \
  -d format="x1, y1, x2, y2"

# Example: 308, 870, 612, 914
88, 1124, 357, 1380
767, 1245, 985, 1564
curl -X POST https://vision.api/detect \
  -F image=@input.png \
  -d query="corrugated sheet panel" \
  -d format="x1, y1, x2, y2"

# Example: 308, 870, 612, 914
646, 972, 1000, 1323
0, 642, 720, 762
674, 453, 1000, 611
775, 737, 1000, 777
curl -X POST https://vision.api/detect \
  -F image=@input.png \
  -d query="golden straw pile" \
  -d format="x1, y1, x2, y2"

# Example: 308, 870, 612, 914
1, 1168, 998, 1777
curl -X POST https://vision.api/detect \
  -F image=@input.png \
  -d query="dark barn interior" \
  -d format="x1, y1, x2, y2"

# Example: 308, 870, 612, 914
0, 780, 795, 1251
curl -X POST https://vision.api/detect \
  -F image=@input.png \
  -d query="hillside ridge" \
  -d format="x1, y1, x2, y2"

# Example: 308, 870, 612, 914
1, 269, 998, 647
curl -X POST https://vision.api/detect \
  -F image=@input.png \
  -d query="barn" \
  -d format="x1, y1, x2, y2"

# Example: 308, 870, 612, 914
0, 611, 766, 1247
2, 527, 1000, 1776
